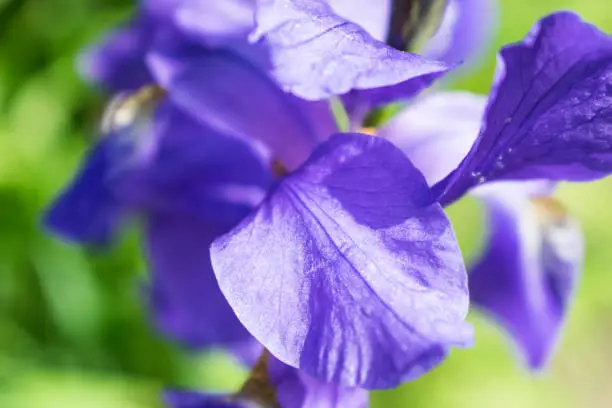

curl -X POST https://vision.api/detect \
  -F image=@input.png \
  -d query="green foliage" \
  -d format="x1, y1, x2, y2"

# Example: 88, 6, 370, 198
1, 1, 612, 407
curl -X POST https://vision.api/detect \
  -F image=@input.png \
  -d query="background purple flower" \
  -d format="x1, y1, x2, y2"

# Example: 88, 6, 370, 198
45, 100, 271, 350
470, 182, 583, 369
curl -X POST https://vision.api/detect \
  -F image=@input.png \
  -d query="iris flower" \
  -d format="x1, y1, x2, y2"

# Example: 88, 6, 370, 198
211, 9, 609, 389
43, 0, 606, 405
45, 0, 466, 375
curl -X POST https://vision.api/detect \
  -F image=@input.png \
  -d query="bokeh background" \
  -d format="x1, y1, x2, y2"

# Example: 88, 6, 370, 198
0, 0, 611, 407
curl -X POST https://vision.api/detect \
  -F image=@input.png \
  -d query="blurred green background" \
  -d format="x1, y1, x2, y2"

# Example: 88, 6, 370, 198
1, 0, 612, 407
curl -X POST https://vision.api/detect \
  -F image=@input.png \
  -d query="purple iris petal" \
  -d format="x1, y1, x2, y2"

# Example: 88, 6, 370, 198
121, 103, 271, 222
43, 136, 126, 246
328, 0, 391, 42
148, 43, 335, 170
211, 133, 472, 388
163, 390, 246, 408
269, 355, 368, 408
435, 12, 612, 205
144, 213, 253, 349
424, 0, 498, 65
79, 16, 154, 91
469, 182, 583, 369
172, 0, 256, 47
379, 91, 486, 186
250, 0, 450, 101
45, 101, 270, 349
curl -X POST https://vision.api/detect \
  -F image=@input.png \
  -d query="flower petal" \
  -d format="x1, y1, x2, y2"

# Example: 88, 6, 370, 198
269, 355, 368, 408
469, 182, 583, 369
44, 99, 270, 245
379, 91, 486, 186
327, 0, 391, 42
163, 390, 245, 408
251, 0, 450, 101
424, 0, 498, 65
79, 17, 154, 92
435, 12, 612, 205
43, 136, 126, 246
172, 0, 256, 47
123, 102, 271, 222
147, 43, 334, 170
144, 213, 253, 349
211, 133, 472, 388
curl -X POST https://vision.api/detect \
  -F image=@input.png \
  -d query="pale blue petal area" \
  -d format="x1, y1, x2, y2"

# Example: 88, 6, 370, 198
424, 0, 498, 65
173, 0, 256, 47
327, 0, 392, 42
379, 91, 486, 186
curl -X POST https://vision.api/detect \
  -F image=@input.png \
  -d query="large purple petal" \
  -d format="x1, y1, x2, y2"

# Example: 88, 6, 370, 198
148, 42, 334, 170
379, 91, 486, 186
251, 0, 450, 101
144, 213, 253, 349
269, 355, 368, 408
435, 12, 612, 205
211, 133, 472, 388
424, 0, 498, 65
469, 182, 583, 369
79, 16, 154, 92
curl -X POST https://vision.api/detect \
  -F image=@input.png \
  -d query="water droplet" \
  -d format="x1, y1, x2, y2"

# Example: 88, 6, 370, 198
494, 155, 505, 169
477, 176, 486, 184
471, 171, 481, 178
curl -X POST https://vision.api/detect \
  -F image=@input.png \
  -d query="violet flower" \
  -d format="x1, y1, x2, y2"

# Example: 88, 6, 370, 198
45, 93, 271, 350
380, 11, 597, 370
46, 0, 468, 380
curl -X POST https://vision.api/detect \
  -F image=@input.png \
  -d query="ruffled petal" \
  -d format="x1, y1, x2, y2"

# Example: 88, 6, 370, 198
79, 16, 154, 91
147, 42, 334, 170
379, 91, 486, 185
469, 182, 583, 369
269, 356, 368, 408
250, 0, 450, 101
144, 213, 253, 349
435, 12, 612, 205
211, 133, 472, 388
424, 0, 498, 65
